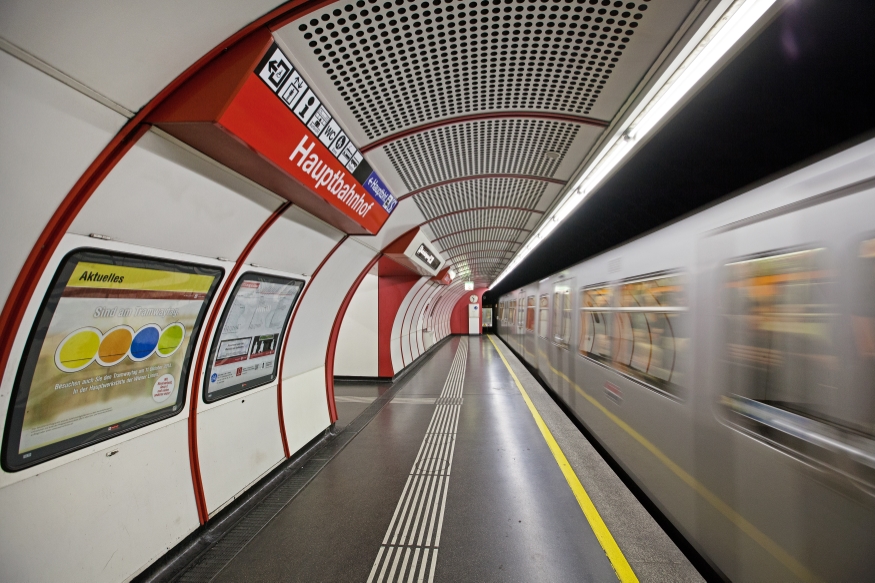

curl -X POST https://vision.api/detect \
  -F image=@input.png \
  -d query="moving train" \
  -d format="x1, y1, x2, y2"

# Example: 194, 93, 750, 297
497, 136, 875, 582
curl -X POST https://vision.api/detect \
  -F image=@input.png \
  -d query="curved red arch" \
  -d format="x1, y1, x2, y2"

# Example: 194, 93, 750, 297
432, 226, 532, 243
437, 239, 522, 254
188, 201, 292, 524
276, 234, 348, 458
421, 206, 544, 226
359, 111, 608, 153
397, 174, 566, 201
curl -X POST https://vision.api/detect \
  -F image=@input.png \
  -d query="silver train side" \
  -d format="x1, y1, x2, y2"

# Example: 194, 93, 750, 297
498, 138, 875, 582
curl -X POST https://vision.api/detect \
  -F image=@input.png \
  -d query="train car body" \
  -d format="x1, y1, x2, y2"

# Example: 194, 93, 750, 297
498, 137, 875, 582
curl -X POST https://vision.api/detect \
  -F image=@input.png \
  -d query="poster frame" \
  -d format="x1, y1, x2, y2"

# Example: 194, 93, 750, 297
202, 271, 304, 403
2, 248, 224, 472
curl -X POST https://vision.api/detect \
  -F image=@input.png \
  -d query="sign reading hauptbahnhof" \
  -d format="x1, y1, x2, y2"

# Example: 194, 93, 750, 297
247, 44, 397, 231
151, 31, 397, 236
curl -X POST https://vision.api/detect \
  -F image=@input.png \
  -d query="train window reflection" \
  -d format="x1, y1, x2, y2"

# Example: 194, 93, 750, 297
579, 287, 613, 362
553, 285, 571, 348
517, 298, 525, 329
724, 249, 837, 424
579, 276, 687, 399
538, 295, 549, 338
526, 296, 536, 332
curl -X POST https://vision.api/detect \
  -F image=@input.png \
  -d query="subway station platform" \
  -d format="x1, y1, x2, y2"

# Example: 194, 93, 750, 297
158, 335, 702, 583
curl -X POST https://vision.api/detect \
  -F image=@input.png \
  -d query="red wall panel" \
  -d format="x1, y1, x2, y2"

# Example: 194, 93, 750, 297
377, 258, 418, 377
450, 288, 487, 334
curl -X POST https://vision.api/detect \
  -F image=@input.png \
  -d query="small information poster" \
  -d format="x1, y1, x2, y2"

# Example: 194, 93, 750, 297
205, 274, 303, 402
4, 250, 222, 470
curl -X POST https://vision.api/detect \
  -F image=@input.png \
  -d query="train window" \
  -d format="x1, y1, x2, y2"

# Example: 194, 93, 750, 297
538, 295, 549, 338
204, 273, 304, 403
616, 276, 687, 396
2, 249, 223, 471
713, 247, 875, 482
578, 287, 613, 362
851, 237, 875, 436
579, 275, 687, 399
516, 298, 526, 328
552, 284, 571, 348
724, 249, 836, 419
525, 296, 536, 332
498, 302, 504, 323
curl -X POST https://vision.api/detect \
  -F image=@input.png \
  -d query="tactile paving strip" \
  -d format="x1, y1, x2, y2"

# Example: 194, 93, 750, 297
159, 339, 454, 583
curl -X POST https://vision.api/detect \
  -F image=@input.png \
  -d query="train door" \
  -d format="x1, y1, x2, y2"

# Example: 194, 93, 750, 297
698, 195, 875, 581
536, 291, 550, 374
515, 293, 526, 350
549, 278, 574, 401
524, 294, 536, 360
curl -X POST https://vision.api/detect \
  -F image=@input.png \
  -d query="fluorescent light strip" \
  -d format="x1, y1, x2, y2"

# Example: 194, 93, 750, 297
490, 0, 778, 288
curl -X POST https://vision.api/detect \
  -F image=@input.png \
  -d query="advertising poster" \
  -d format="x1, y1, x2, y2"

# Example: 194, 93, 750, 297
4, 251, 222, 470
205, 274, 303, 402
482, 308, 493, 328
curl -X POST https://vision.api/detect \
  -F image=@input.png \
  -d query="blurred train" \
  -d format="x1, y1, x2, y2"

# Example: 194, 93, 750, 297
497, 137, 875, 582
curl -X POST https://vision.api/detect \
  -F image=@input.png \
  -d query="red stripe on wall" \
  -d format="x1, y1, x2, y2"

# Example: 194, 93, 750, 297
325, 253, 382, 422
188, 201, 292, 524
276, 235, 348, 458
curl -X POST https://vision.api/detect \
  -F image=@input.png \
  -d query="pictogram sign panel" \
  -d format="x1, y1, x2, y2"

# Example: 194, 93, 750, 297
150, 29, 396, 236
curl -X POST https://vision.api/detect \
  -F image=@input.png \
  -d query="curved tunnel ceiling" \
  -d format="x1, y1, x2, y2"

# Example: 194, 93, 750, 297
272, 0, 703, 287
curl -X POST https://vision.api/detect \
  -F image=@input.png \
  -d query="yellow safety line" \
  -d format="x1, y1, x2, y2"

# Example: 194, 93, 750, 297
487, 335, 639, 583
539, 354, 821, 583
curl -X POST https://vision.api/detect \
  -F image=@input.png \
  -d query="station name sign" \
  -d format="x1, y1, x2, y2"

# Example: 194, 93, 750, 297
253, 44, 397, 225
150, 31, 396, 236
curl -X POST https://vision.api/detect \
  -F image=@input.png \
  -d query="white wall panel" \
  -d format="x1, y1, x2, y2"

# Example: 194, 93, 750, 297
248, 206, 343, 276
0, 419, 197, 583
0, 52, 125, 308
198, 384, 285, 515
70, 130, 281, 260
281, 365, 331, 454
335, 273, 378, 377
0, 0, 287, 111
403, 281, 433, 363
282, 239, 377, 379
393, 277, 429, 371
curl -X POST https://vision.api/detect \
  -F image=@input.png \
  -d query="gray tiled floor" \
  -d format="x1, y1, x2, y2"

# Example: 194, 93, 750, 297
210, 336, 702, 582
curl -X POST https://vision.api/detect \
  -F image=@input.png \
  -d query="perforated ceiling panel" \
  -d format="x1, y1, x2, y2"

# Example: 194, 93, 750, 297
429, 204, 534, 234
414, 177, 547, 217
295, 0, 658, 139
278, 0, 699, 287
385, 118, 578, 190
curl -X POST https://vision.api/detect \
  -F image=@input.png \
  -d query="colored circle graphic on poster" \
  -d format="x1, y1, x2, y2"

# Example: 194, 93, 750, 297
53, 322, 187, 372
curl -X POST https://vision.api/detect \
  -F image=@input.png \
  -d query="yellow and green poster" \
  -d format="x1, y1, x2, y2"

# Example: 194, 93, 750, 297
5, 252, 221, 469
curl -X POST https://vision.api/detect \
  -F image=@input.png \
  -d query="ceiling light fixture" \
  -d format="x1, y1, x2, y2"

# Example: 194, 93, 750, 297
490, 0, 779, 289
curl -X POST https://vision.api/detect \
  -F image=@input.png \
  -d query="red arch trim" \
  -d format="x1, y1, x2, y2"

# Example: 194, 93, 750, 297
446, 250, 514, 262
359, 111, 608, 153
188, 201, 292, 524
432, 226, 532, 243
325, 252, 381, 423
437, 239, 522, 254
422, 206, 544, 225
276, 234, 348, 458
397, 174, 566, 201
